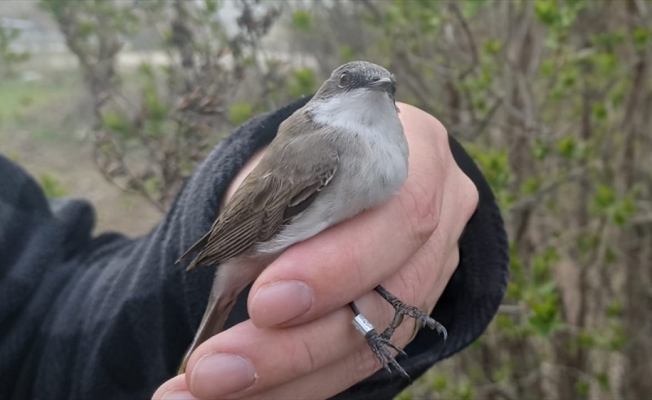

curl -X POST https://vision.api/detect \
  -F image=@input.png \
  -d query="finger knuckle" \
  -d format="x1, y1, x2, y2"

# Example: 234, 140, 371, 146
401, 182, 439, 242
396, 265, 428, 305
456, 171, 479, 222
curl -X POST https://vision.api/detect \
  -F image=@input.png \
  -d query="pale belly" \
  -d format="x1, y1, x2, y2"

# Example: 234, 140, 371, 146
255, 135, 408, 255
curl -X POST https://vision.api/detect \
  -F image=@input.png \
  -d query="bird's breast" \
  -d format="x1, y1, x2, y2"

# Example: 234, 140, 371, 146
337, 125, 408, 212
255, 112, 408, 255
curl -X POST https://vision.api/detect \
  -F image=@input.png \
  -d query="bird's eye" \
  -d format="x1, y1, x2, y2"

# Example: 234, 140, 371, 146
338, 72, 351, 87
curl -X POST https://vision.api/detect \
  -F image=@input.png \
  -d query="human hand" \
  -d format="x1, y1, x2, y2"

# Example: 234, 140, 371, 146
153, 103, 479, 400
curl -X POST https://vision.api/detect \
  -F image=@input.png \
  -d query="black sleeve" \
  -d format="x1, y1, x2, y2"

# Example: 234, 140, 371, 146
0, 96, 508, 400
331, 136, 510, 400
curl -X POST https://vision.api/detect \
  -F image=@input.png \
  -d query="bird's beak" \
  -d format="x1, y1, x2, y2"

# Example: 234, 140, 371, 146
367, 77, 394, 92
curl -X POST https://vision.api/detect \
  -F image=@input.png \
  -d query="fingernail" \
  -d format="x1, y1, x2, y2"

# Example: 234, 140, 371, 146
251, 280, 313, 327
191, 354, 256, 398
161, 390, 198, 400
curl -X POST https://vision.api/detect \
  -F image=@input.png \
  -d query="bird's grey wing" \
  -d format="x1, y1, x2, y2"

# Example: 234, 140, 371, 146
183, 140, 339, 269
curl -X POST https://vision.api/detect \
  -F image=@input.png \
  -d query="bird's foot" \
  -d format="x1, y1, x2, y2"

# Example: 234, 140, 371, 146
375, 285, 448, 341
352, 312, 411, 380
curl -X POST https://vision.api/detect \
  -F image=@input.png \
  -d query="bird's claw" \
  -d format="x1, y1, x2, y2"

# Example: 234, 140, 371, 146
350, 286, 449, 381
390, 302, 448, 341
366, 330, 411, 381
352, 313, 410, 380
373, 286, 447, 341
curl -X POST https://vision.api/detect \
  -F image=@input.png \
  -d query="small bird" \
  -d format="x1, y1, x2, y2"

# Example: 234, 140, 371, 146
176, 61, 447, 378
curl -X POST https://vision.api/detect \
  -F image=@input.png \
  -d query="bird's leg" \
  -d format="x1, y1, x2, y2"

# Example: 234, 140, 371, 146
349, 302, 410, 380
374, 285, 448, 341
379, 308, 405, 340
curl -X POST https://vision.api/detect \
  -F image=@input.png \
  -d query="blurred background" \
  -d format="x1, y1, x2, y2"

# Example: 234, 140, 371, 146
1, 0, 650, 399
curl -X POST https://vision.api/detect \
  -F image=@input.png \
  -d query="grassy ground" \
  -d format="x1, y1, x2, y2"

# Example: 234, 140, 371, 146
0, 72, 161, 237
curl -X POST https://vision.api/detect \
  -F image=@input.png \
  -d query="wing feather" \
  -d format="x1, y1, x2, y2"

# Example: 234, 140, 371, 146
181, 129, 339, 270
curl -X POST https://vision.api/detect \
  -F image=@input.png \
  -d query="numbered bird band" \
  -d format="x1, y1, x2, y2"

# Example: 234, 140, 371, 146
353, 314, 375, 335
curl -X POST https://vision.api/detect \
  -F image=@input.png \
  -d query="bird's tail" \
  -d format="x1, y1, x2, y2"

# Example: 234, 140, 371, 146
177, 258, 268, 374
177, 288, 236, 374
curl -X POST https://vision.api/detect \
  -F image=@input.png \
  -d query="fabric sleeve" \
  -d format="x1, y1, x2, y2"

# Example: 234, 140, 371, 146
1, 97, 310, 400
0, 95, 508, 400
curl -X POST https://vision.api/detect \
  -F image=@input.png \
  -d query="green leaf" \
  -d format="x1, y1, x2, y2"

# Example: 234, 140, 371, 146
520, 177, 541, 195
592, 102, 607, 121
612, 209, 628, 226
540, 59, 556, 77
40, 173, 67, 199
496, 313, 516, 330
205, 0, 217, 13
228, 102, 252, 126
143, 176, 162, 196
138, 63, 154, 78
76, 20, 96, 39
557, 136, 576, 160
595, 53, 618, 75
593, 184, 616, 209
576, 380, 589, 395
143, 84, 168, 122
561, 69, 577, 87
527, 284, 565, 337
339, 45, 355, 62
292, 10, 313, 32
606, 299, 622, 318
492, 360, 512, 383
577, 331, 596, 347
592, 30, 625, 52
611, 82, 628, 107
430, 374, 447, 391
605, 247, 617, 264
535, 0, 559, 26
528, 314, 565, 337
608, 325, 627, 351
455, 383, 474, 400
102, 111, 130, 135
612, 197, 635, 226
532, 248, 559, 282
633, 27, 650, 51
536, 281, 558, 296
531, 139, 550, 161
506, 281, 522, 300
461, 0, 489, 18
621, 197, 636, 215
483, 39, 503, 55
596, 372, 610, 391
288, 68, 316, 97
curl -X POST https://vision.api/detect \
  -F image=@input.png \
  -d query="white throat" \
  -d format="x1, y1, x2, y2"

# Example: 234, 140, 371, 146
310, 90, 401, 135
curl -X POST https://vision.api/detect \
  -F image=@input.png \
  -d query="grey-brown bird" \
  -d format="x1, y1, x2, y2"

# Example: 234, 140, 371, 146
176, 61, 447, 378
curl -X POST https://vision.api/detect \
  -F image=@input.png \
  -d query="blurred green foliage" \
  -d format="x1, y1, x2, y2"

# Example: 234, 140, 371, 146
288, 68, 317, 98
20, 0, 652, 398
39, 172, 67, 199
292, 9, 313, 32
228, 102, 253, 126
0, 25, 30, 78
286, 0, 651, 398
38, 0, 288, 210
